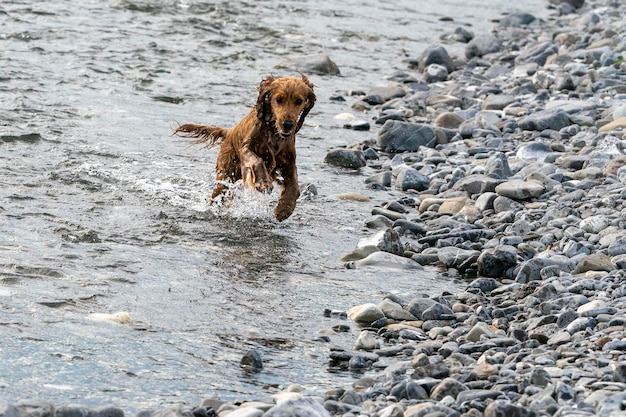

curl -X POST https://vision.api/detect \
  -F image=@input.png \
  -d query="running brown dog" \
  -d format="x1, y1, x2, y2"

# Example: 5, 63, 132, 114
174, 74, 316, 221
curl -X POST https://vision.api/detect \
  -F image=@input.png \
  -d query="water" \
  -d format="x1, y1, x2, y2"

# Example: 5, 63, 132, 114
1, 0, 545, 411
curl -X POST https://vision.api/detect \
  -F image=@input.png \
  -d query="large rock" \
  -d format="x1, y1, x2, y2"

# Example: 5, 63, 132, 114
547, 0, 584, 8
518, 110, 571, 131
347, 303, 385, 323
499, 12, 536, 27
366, 85, 406, 102
484, 152, 512, 179
324, 149, 366, 169
477, 245, 518, 278
278, 54, 340, 75
438, 247, 480, 269
395, 167, 430, 191
419, 44, 455, 73
516, 41, 559, 66
495, 180, 545, 200
453, 174, 503, 195
377, 121, 437, 152
465, 34, 502, 59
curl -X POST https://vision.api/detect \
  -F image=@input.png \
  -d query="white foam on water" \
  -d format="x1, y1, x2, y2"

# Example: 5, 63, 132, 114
208, 180, 276, 221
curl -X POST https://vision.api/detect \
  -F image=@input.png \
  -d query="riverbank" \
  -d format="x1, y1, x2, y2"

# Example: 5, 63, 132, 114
3, 0, 626, 416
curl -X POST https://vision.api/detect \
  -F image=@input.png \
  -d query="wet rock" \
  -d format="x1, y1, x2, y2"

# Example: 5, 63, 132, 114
324, 149, 366, 169
357, 229, 403, 255
346, 251, 423, 270
278, 54, 340, 75
377, 121, 437, 152
347, 303, 384, 324
240, 350, 263, 371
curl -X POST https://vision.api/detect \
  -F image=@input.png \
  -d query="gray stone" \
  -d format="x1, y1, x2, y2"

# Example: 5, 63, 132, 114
407, 298, 437, 320
492, 196, 523, 213
437, 247, 480, 269
499, 12, 536, 27
419, 44, 455, 73
424, 64, 448, 83
516, 142, 554, 161
324, 149, 366, 169
547, 0, 584, 8
366, 85, 406, 102
579, 215, 609, 234
453, 174, 503, 195
483, 94, 517, 111
364, 171, 392, 187
348, 303, 385, 323
377, 121, 437, 152
278, 54, 340, 75
475, 192, 498, 211
484, 400, 534, 417
357, 229, 403, 254
389, 380, 429, 401
495, 180, 545, 200
518, 110, 571, 131
430, 377, 468, 401
378, 298, 417, 321
477, 245, 518, 278
240, 350, 263, 371
264, 398, 330, 417
485, 152, 512, 179
516, 41, 558, 66
394, 167, 430, 192
466, 34, 502, 59
608, 236, 626, 257
421, 302, 454, 321
574, 253, 615, 274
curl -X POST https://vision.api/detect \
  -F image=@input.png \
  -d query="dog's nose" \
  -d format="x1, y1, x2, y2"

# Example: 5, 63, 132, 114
281, 120, 294, 131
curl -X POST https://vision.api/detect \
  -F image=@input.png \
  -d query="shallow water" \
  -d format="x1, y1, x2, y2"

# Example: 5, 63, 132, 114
1, 0, 545, 411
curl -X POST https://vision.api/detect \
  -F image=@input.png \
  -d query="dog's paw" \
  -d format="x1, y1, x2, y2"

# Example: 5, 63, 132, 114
274, 201, 296, 222
255, 180, 273, 194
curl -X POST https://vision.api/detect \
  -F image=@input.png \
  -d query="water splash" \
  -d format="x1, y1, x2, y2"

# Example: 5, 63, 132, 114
208, 180, 276, 221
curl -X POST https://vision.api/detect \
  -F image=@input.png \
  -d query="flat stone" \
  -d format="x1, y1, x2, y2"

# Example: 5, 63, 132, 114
495, 179, 545, 200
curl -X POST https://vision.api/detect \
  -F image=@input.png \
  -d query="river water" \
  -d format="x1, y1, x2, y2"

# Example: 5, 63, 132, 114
1, 0, 545, 411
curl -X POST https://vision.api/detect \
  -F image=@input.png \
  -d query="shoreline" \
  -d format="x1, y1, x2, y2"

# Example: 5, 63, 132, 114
4, 0, 626, 416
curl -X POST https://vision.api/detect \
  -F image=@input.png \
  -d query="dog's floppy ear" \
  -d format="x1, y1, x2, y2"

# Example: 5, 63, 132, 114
256, 76, 275, 126
296, 73, 316, 133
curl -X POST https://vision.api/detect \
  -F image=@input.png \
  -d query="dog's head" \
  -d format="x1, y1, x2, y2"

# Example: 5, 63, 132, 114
256, 74, 316, 138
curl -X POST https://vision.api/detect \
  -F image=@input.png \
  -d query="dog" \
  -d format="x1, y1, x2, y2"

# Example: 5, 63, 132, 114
174, 74, 316, 221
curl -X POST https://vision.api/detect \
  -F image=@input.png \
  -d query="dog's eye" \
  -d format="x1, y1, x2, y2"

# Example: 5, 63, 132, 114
275, 96, 283, 104
295, 98, 303, 105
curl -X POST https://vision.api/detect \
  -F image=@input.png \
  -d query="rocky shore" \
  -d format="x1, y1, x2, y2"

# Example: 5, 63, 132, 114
3, 0, 626, 416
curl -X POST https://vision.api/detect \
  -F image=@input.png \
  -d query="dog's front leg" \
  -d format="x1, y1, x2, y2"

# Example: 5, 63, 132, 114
240, 147, 273, 193
275, 159, 300, 222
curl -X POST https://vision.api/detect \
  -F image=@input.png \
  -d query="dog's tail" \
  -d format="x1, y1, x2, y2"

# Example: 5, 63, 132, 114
173, 123, 228, 149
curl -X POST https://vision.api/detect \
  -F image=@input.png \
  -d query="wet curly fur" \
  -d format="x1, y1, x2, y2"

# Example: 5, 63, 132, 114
174, 74, 316, 221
